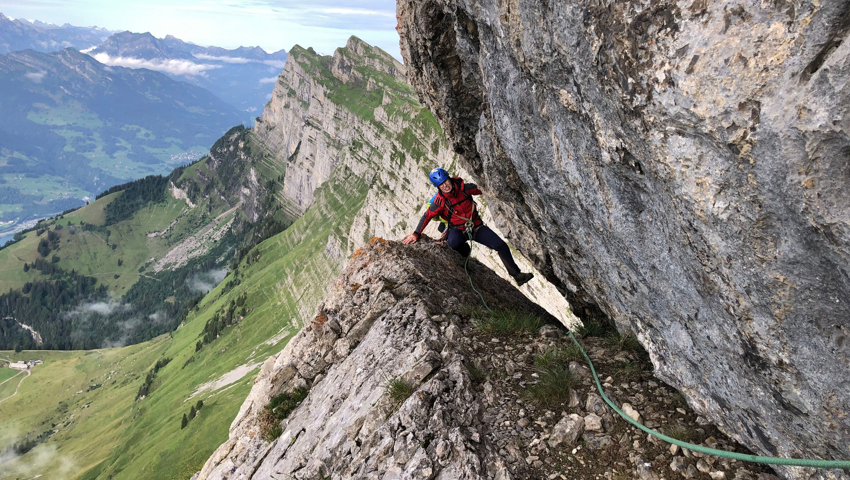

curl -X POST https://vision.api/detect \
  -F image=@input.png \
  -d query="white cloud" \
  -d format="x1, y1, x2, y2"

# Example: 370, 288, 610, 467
319, 7, 396, 17
90, 52, 220, 76
190, 55, 286, 70
68, 300, 132, 316
259, 76, 278, 84
80, 45, 97, 54
0, 444, 76, 479
24, 71, 46, 83
193, 53, 252, 64
263, 59, 286, 69
187, 268, 229, 293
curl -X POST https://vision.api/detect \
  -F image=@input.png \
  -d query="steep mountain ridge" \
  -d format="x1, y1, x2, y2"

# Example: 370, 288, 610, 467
254, 37, 451, 231
194, 240, 552, 480
254, 35, 574, 323
397, 1, 850, 478
0, 36, 482, 479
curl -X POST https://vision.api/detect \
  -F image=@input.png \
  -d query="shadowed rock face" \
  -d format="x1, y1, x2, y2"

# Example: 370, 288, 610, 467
397, 0, 850, 477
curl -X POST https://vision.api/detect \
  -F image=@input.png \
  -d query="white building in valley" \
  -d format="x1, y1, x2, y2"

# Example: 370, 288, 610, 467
9, 362, 29, 370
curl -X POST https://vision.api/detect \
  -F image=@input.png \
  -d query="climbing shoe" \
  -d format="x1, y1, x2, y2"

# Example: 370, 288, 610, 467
513, 272, 534, 286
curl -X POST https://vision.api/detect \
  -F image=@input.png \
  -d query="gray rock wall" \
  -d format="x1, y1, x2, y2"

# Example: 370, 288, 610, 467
194, 241, 550, 480
397, 0, 850, 478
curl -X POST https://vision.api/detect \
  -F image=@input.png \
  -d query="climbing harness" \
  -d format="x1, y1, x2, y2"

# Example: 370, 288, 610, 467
438, 184, 477, 231
461, 264, 850, 470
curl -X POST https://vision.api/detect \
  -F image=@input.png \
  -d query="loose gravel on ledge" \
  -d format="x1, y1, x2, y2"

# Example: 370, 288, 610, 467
455, 312, 780, 480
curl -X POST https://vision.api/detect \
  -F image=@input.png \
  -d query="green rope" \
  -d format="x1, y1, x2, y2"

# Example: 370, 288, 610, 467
459, 239, 850, 469
462, 226, 492, 312
566, 331, 850, 469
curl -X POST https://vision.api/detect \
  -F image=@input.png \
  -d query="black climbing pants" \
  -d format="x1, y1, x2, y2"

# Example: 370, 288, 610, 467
446, 225, 521, 277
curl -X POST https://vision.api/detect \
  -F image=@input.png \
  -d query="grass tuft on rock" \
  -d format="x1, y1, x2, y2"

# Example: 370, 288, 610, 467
473, 309, 545, 335
604, 332, 651, 362
662, 423, 699, 443
465, 361, 487, 383
525, 362, 575, 407
534, 344, 583, 369
260, 388, 308, 442
385, 377, 414, 406
527, 348, 577, 407
574, 317, 615, 337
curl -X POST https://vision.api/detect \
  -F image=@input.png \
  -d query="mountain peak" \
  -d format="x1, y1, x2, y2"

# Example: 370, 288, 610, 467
342, 35, 402, 70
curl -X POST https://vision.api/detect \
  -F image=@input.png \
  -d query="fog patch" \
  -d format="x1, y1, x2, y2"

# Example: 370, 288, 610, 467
24, 71, 46, 83
190, 55, 285, 69
187, 268, 229, 294
100, 315, 145, 348
193, 54, 252, 64
262, 60, 286, 69
67, 300, 132, 317
148, 311, 168, 324
65, 300, 136, 348
90, 53, 220, 76
0, 444, 76, 478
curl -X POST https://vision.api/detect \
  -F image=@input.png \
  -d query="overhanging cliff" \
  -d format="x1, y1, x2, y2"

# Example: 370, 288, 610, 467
398, 1, 850, 478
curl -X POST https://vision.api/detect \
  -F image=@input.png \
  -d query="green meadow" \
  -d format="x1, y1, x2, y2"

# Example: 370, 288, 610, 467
0, 367, 21, 384
0, 165, 371, 479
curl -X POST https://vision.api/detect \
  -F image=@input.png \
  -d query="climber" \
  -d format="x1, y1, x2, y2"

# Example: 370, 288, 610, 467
403, 167, 535, 286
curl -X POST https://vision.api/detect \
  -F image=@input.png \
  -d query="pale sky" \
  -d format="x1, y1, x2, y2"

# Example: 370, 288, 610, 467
1, 0, 402, 60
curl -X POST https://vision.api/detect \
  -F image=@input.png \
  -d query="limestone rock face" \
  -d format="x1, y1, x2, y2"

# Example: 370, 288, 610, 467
194, 240, 550, 480
398, 1, 850, 478
250, 35, 575, 326
253, 36, 453, 238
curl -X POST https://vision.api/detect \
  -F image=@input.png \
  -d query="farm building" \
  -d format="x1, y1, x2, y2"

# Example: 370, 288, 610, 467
9, 362, 29, 370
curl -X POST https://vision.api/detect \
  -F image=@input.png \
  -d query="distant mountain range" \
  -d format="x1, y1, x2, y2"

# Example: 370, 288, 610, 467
0, 13, 290, 233
0, 12, 114, 53
0, 47, 244, 226
89, 31, 287, 117
0, 12, 288, 117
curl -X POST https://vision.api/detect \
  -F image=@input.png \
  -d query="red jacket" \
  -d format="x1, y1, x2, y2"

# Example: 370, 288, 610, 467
413, 177, 483, 236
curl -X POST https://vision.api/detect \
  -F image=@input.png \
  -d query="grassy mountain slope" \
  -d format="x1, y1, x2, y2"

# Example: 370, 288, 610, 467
0, 341, 170, 478
0, 36, 455, 479
0, 166, 371, 479
0, 125, 288, 350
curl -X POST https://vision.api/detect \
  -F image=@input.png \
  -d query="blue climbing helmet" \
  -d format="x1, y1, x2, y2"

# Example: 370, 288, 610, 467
429, 167, 450, 187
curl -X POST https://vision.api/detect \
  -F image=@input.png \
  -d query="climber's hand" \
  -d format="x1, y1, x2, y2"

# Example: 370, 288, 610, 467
402, 234, 418, 245
434, 240, 446, 247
